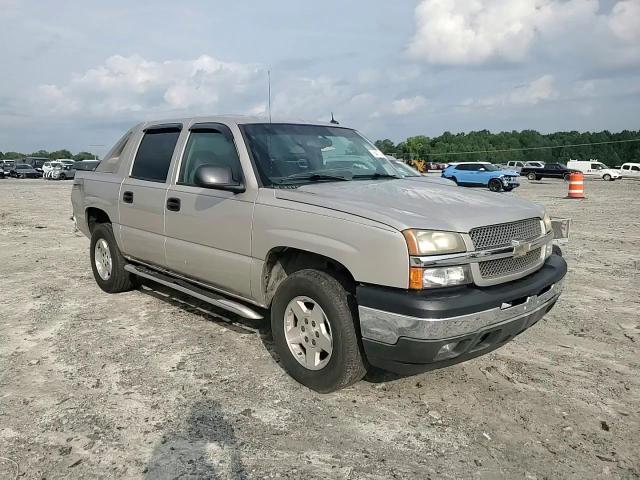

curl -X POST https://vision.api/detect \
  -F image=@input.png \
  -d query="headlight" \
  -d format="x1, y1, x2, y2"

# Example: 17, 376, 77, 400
543, 213, 552, 234
403, 229, 466, 256
410, 265, 471, 289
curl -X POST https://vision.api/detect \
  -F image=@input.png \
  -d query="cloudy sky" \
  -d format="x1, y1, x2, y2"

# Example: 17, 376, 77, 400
0, 0, 638, 154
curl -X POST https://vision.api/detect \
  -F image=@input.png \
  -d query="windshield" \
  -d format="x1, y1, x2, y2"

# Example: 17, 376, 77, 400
391, 160, 422, 177
241, 123, 398, 186
481, 164, 500, 171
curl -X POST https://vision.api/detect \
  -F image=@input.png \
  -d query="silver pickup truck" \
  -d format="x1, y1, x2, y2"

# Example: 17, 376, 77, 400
71, 116, 567, 392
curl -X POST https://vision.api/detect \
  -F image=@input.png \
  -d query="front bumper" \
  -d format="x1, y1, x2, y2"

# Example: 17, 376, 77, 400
358, 254, 567, 375
501, 176, 520, 187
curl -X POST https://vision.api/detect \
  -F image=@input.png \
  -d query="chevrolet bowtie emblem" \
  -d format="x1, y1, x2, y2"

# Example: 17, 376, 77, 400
512, 239, 533, 258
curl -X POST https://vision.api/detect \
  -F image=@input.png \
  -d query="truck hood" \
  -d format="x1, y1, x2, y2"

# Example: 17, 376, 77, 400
274, 179, 544, 232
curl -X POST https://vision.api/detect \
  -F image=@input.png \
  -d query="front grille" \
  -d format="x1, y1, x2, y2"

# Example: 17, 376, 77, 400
470, 218, 541, 250
479, 248, 542, 279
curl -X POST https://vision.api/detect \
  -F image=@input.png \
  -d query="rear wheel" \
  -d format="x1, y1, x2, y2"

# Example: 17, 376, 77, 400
271, 269, 366, 393
488, 178, 503, 192
59, 173, 66, 180
527, 172, 537, 181
90, 223, 139, 293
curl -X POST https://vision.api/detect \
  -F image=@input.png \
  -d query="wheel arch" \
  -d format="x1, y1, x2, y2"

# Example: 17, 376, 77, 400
262, 247, 357, 307
86, 207, 111, 233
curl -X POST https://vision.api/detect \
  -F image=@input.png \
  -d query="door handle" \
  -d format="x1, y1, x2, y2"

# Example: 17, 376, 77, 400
166, 197, 181, 212
122, 191, 134, 204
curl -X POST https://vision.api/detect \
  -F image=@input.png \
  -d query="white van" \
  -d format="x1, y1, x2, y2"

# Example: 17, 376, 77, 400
566, 160, 620, 181
620, 163, 640, 179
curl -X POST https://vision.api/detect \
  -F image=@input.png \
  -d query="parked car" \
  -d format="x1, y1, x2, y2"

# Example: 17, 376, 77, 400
51, 161, 76, 180
619, 162, 640, 178
73, 160, 100, 171
566, 160, 621, 181
43, 161, 63, 178
72, 116, 566, 392
22, 156, 49, 174
1, 160, 16, 172
521, 163, 579, 181
441, 162, 520, 192
506, 161, 545, 173
10, 164, 40, 178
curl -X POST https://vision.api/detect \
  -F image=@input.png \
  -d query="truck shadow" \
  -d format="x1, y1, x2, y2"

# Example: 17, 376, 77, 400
137, 280, 409, 386
137, 280, 264, 335
144, 399, 247, 479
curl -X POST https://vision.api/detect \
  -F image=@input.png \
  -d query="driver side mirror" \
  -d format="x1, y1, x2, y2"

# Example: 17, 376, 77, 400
194, 165, 245, 193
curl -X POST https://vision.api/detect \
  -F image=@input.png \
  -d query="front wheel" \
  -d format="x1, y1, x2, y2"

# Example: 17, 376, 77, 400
59, 173, 66, 180
603, 174, 612, 181
271, 269, 366, 393
450, 176, 458, 185
488, 178, 503, 192
90, 223, 140, 293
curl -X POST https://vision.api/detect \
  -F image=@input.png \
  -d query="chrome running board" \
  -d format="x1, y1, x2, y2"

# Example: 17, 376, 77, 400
124, 264, 264, 320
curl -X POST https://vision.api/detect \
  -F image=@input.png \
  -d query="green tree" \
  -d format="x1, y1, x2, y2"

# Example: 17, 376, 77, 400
374, 139, 396, 155
50, 149, 73, 159
73, 151, 96, 161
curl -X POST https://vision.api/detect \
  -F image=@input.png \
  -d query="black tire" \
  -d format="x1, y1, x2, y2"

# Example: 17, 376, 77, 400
503, 186, 514, 192
488, 178, 502, 192
603, 174, 611, 181
271, 269, 367, 393
563, 173, 571, 181
450, 176, 458, 185
527, 172, 537, 181
18, 174, 24, 179
59, 173, 66, 180
89, 223, 139, 293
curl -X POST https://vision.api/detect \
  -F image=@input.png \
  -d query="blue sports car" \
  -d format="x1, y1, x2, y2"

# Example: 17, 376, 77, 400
442, 162, 520, 192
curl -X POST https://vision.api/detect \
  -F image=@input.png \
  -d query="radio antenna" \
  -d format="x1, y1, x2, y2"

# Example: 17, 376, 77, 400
267, 70, 272, 123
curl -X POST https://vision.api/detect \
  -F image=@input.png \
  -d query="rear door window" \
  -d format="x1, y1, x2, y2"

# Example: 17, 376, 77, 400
131, 126, 181, 182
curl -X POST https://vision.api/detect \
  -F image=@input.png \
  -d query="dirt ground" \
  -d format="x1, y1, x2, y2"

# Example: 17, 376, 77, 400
0, 177, 638, 480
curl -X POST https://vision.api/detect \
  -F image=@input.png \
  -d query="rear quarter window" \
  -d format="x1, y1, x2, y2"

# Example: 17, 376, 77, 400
96, 131, 133, 173
130, 128, 181, 183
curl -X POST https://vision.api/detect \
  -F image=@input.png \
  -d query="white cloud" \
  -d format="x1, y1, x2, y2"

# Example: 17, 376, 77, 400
608, 0, 640, 43
390, 96, 428, 115
464, 74, 558, 108
408, 0, 638, 66
34, 54, 263, 117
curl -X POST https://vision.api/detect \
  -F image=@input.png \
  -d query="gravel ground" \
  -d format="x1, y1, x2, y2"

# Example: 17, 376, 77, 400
0, 177, 638, 480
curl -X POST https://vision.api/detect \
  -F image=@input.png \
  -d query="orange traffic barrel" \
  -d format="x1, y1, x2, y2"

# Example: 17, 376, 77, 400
567, 172, 584, 199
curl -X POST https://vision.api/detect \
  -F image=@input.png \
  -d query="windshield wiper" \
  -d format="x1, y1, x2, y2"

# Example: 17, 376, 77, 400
274, 171, 353, 184
352, 172, 401, 180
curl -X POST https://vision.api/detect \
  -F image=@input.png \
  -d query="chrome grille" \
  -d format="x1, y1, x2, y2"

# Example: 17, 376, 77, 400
470, 218, 541, 250
479, 248, 542, 279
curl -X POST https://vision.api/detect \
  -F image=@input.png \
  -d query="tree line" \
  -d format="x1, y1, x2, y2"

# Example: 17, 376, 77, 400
0, 149, 97, 161
375, 130, 640, 166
